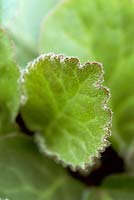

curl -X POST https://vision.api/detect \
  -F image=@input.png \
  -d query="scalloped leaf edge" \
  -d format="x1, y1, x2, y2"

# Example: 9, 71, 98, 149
21, 53, 112, 172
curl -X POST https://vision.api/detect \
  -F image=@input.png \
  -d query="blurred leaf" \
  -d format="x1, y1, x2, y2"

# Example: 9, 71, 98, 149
101, 174, 134, 200
40, 0, 132, 81
40, 0, 134, 163
2, 0, 61, 67
83, 189, 112, 200
0, 29, 20, 133
0, 0, 18, 26
0, 134, 85, 200
83, 174, 134, 200
21, 53, 111, 170
110, 56, 134, 155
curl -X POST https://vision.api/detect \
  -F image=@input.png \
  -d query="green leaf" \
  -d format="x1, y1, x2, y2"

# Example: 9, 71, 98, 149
0, 134, 85, 200
0, 29, 20, 133
3, 0, 61, 67
83, 189, 112, 200
39, 0, 134, 161
101, 174, 134, 200
84, 174, 134, 200
109, 56, 134, 156
21, 54, 111, 170
40, 0, 132, 81
0, 0, 18, 26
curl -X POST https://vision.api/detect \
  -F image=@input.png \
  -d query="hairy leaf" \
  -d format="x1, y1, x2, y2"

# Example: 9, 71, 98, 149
21, 54, 111, 170
0, 29, 20, 133
40, 0, 134, 160
0, 134, 84, 200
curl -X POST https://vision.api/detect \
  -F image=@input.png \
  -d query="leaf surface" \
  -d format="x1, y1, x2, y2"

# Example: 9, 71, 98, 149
0, 29, 20, 133
0, 0, 18, 26
2, 0, 61, 67
101, 174, 134, 200
40, 0, 134, 161
21, 54, 111, 169
0, 134, 84, 200
83, 174, 134, 200
109, 56, 134, 157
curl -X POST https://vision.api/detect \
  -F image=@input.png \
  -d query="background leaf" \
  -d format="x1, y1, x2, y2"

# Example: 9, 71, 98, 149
0, 29, 20, 133
101, 174, 134, 200
39, 0, 134, 165
0, 0, 18, 26
83, 174, 134, 200
1, 0, 61, 67
83, 189, 112, 200
21, 54, 111, 170
0, 134, 85, 200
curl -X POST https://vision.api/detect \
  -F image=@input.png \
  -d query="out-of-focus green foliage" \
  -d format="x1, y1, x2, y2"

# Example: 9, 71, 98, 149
1, 0, 61, 66
101, 174, 134, 200
0, 29, 20, 133
83, 174, 134, 200
0, 0, 18, 26
40, 0, 134, 165
0, 134, 85, 200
